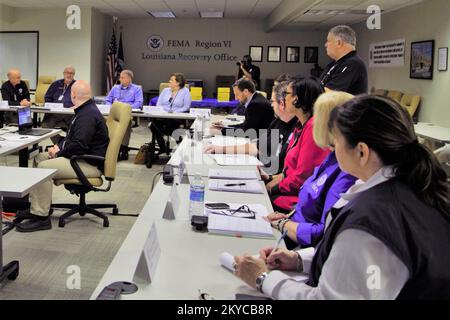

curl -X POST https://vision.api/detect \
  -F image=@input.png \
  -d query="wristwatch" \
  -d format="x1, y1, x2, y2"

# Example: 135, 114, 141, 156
255, 272, 268, 293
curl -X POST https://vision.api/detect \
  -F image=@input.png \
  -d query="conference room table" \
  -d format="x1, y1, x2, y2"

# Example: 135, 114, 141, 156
0, 166, 57, 287
414, 122, 450, 144
91, 117, 283, 300
150, 96, 240, 111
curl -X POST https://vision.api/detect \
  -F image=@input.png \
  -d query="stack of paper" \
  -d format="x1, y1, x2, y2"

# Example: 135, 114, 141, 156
217, 87, 230, 102
208, 168, 259, 180
208, 179, 264, 194
207, 204, 273, 239
210, 136, 248, 146
190, 87, 203, 101
212, 154, 263, 166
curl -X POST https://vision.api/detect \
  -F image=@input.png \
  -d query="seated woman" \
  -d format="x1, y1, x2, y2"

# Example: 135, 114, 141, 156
264, 77, 330, 212
204, 80, 297, 174
234, 95, 450, 299
150, 72, 192, 154
265, 91, 357, 249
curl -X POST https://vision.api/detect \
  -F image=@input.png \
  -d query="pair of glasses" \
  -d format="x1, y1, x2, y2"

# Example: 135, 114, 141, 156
209, 205, 256, 219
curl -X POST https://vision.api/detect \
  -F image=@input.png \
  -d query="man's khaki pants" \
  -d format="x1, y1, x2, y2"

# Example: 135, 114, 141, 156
30, 153, 102, 217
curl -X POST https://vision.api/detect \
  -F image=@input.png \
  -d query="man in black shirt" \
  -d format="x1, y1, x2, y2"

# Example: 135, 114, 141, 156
15, 80, 109, 232
320, 25, 368, 95
1, 69, 31, 125
237, 55, 261, 90
42, 65, 76, 130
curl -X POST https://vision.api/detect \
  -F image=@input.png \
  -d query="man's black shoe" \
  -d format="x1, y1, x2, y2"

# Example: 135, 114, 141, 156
13, 209, 34, 224
15, 216, 52, 233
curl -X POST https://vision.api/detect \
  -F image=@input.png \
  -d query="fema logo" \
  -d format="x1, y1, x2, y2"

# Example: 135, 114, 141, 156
147, 35, 164, 52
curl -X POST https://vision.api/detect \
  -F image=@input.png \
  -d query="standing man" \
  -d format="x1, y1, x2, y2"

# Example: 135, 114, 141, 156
1, 68, 31, 125
42, 65, 77, 130
320, 25, 368, 95
15, 80, 109, 232
105, 69, 143, 160
237, 55, 261, 90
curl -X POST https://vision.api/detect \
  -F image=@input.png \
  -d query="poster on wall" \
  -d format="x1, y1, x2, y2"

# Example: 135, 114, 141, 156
369, 38, 405, 68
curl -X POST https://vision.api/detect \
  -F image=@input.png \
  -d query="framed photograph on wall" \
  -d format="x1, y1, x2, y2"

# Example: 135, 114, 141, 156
268, 46, 281, 62
286, 46, 300, 63
410, 40, 434, 79
438, 47, 448, 71
304, 47, 318, 63
249, 46, 263, 62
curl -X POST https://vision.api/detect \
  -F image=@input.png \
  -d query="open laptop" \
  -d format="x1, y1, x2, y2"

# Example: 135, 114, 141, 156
17, 107, 52, 136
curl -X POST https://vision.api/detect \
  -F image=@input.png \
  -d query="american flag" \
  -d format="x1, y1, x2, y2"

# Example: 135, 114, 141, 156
106, 29, 117, 92
116, 32, 125, 79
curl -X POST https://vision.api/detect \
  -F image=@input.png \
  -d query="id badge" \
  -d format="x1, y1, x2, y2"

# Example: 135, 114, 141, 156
58, 95, 64, 101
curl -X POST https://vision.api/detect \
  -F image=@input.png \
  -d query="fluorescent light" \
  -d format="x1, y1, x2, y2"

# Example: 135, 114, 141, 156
200, 11, 223, 18
148, 11, 176, 18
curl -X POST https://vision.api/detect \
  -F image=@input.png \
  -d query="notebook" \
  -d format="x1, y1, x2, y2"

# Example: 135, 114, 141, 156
208, 169, 259, 180
212, 154, 263, 166
208, 179, 264, 194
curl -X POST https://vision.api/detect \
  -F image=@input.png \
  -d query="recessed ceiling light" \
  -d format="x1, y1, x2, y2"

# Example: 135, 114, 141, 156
148, 11, 176, 18
200, 11, 223, 18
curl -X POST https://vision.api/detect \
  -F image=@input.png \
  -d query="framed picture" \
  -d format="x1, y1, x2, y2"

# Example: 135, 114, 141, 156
249, 46, 263, 62
410, 40, 434, 79
304, 47, 318, 63
268, 46, 281, 62
438, 47, 448, 71
286, 46, 300, 63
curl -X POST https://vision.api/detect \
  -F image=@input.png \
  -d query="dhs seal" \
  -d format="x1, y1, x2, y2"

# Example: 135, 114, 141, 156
147, 35, 164, 52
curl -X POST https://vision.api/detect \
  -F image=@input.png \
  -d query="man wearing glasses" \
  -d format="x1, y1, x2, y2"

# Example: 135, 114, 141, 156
42, 65, 77, 130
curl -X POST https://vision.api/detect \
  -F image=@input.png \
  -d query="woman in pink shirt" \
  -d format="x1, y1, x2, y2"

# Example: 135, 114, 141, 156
263, 77, 330, 212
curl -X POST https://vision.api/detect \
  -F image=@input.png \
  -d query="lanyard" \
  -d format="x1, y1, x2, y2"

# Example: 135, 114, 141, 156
169, 90, 180, 111
62, 116, 77, 150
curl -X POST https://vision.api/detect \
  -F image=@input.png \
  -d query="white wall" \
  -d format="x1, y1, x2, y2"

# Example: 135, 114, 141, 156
0, 7, 93, 91
119, 18, 329, 96
354, 0, 450, 127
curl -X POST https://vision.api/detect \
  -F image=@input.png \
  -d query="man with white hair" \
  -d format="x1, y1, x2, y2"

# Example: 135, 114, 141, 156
320, 25, 368, 95
42, 65, 77, 130
105, 69, 143, 160
0, 68, 31, 125
15, 80, 109, 232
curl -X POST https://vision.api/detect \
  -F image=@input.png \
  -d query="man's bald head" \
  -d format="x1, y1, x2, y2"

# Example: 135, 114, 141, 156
7, 69, 22, 86
71, 80, 92, 108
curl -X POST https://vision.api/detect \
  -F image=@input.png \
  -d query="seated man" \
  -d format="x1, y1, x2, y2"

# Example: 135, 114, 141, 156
15, 80, 109, 232
105, 69, 143, 160
42, 65, 77, 131
210, 78, 274, 140
1, 68, 31, 125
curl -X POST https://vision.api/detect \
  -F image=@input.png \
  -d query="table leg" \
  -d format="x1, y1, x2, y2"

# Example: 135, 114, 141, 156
0, 194, 20, 286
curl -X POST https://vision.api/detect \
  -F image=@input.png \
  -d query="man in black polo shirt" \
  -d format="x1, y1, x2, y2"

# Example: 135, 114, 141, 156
320, 25, 368, 95
42, 65, 76, 130
237, 55, 261, 90
1, 68, 31, 125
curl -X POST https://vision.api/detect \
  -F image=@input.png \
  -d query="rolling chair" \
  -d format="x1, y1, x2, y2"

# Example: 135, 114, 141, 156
49, 101, 132, 227
399, 93, 421, 118
387, 90, 403, 103
35, 76, 56, 106
373, 89, 388, 96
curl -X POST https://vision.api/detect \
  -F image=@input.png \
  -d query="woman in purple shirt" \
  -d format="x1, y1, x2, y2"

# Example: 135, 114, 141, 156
266, 91, 357, 248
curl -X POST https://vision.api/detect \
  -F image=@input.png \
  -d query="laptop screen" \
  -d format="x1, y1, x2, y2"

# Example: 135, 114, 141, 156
17, 107, 32, 128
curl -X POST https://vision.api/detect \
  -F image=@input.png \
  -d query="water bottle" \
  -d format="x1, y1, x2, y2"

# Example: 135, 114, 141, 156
194, 115, 203, 142
189, 173, 205, 219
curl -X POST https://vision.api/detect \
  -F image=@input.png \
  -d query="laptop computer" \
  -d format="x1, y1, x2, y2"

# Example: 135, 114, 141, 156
17, 107, 52, 136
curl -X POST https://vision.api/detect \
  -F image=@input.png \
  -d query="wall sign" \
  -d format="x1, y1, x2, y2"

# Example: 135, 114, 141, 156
369, 39, 405, 68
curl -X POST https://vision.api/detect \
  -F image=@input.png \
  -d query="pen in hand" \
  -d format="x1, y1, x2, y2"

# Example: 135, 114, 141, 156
267, 229, 288, 260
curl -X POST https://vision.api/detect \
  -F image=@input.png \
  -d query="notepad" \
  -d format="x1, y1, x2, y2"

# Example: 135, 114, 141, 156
208, 169, 258, 180
208, 179, 264, 194
211, 136, 248, 147
208, 213, 273, 239
212, 154, 263, 166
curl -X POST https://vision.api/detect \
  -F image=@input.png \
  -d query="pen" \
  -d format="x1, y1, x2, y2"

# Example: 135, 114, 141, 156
268, 229, 288, 259
224, 183, 246, 187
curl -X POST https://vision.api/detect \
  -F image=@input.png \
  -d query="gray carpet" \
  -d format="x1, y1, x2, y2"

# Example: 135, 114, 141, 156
0, 120, 168, 299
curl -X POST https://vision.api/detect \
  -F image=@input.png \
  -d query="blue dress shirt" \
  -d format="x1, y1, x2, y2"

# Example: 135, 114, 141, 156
105, 83, 143, 110
157, 87, 191, 113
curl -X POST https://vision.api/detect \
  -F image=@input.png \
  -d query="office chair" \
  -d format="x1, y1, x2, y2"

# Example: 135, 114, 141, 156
49, 101, 131, 228
35, 76, 56, 106
400, 93, 421, 118
387, 90, 403, 103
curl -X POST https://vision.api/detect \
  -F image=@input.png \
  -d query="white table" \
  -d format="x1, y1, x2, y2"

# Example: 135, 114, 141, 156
0, 166, 57, 286
414, 122, 450, 143
0, 127, 62, 167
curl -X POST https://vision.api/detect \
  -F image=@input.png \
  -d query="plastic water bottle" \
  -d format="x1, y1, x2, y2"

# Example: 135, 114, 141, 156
194, 115, 203, 142
189, 173, 205, 219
